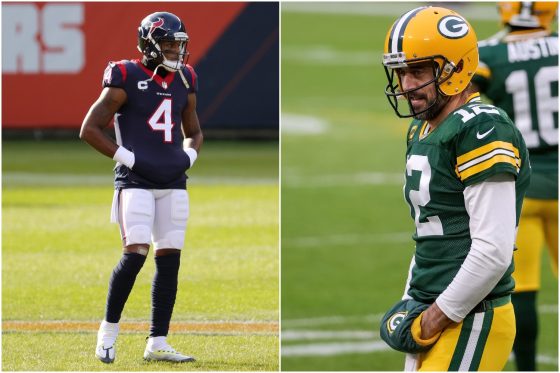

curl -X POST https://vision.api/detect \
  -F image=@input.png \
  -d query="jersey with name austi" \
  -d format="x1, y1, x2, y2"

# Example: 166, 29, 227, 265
474, 32, 558, 199
102, 59, 198, 190
404, 93, 530, 304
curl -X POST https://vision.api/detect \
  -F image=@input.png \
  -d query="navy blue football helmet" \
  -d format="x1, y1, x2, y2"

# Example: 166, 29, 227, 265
137, 11, 189, 71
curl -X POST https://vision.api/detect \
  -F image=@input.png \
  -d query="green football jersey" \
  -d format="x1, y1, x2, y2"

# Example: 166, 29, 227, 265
404, 94, 531, 304
473, 31, 558, 199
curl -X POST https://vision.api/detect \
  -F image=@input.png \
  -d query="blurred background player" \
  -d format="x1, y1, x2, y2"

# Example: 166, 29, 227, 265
472, 2, 558, 370
80, 11, 202, 363
382, 6, 530, 370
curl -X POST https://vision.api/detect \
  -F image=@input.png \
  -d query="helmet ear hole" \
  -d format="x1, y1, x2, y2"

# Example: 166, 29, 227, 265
456, 60, 464, 73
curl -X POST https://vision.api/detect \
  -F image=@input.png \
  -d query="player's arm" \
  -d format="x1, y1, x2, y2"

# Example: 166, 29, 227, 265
420, 174, 516, 339
79, 87, 133, 166
181, 92, 203, 166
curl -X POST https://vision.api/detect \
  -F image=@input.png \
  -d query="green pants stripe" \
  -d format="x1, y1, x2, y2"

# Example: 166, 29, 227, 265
448, 310, 493, 371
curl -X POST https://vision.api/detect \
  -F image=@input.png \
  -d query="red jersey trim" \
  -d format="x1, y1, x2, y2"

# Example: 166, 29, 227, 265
115, 62, 127, 83
134, 60, 176, 89
185, 64, 196, 89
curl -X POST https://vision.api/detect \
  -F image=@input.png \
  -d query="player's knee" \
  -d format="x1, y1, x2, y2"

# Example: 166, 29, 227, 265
127, 225, 151, 246
156, 230, 185, 250
124, 244, 149, 256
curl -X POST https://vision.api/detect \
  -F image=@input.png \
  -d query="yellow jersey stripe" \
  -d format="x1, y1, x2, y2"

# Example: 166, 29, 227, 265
457, 141, 519, 166
475, 65, 492, 80
465, 92, 481, 103
457, 148, 519, 172
459, 155, 519, 181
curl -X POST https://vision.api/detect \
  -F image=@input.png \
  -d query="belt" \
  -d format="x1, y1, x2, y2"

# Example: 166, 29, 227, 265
468, 295, 511, 315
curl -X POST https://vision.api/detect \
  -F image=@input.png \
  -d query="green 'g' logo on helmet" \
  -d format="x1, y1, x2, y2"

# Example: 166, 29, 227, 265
437, 15, 469, 39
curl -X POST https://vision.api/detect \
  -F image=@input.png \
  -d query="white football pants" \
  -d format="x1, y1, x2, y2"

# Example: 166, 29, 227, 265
110, 188, 189, 250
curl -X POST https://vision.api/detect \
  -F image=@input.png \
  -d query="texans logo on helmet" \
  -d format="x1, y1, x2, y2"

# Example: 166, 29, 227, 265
437, 15, 469, 39
386, 311, 408, 334
148, 18, 165, 37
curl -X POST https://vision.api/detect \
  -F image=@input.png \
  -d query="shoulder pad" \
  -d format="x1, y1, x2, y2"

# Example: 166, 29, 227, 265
102, 60, 130, 88
181, 64, 198, 93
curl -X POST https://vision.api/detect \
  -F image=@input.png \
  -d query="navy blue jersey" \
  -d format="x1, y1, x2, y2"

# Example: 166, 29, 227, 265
102, 59, 198, 189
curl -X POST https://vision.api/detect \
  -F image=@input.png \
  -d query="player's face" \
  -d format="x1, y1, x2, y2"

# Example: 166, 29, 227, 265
396, 62, 447, 121
160, 40, 182, 61
397, 63, 436, 111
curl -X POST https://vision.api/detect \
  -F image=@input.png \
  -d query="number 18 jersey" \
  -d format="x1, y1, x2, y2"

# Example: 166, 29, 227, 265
474, 32, 558, 199
404, 93, 531, 303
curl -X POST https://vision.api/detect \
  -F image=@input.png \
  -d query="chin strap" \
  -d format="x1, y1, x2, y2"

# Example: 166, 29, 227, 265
140, 63, 165, 84
140, 61, 190, 90
177, 68, 190, 90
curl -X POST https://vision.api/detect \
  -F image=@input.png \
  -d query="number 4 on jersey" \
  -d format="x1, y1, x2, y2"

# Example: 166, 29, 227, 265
148, 98, 174, 143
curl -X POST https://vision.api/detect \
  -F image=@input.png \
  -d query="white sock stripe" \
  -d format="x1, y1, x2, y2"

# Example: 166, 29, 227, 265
458, 312, 485, 371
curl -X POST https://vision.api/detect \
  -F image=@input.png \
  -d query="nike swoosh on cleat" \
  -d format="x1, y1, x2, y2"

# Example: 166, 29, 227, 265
96, 346, 114, 363
476, 127, 495, 139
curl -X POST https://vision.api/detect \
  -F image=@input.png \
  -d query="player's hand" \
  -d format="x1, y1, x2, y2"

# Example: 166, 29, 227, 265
420, 302, 455, 339
132, 149, 190, 184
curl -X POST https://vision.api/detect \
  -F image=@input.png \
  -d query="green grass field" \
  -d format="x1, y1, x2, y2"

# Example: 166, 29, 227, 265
281, 3, 558, 371
2, 139, 279, 371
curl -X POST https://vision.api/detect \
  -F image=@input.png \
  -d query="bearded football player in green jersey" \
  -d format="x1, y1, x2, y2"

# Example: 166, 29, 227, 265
379, 6, 530, 371
472, 2, 558, 371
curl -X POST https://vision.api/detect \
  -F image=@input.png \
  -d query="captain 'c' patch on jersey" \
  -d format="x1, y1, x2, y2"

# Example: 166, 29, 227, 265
456, 140, 520, 182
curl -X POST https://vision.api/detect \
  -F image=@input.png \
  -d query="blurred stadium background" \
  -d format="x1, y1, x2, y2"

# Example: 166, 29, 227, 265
3, 2, 278, 371
281, 2, 558, 371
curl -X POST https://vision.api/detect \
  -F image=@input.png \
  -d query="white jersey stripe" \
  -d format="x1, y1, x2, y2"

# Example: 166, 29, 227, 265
114, 113, 123, 146
457, 148, 518, 172
458, 312, 485, 371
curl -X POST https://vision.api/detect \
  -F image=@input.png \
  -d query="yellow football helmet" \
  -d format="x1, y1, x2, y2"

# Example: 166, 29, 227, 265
498, 1, 558, 30
382, 6, 478, 118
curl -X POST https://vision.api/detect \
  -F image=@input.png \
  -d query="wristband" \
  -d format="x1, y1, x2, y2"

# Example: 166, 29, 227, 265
112, 146, 135, 168
184, 147, 198, 167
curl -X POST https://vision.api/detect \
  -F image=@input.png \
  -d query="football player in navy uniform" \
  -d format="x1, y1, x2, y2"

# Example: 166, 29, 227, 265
80, 11, 202, 363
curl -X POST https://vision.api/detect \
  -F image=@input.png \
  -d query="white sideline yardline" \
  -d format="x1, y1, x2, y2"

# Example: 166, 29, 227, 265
282, 341, 388, 357
283, 314, 385, 328
282, 2, 500, 21
535, 354, 559, 366
284, 232, 411, 249
3, 172, 277, 186
284, 172, 403, 188
283, 330, 376, 341
283, 46, 378, 66
282, 113, 329, 135
538, 304, 558, 314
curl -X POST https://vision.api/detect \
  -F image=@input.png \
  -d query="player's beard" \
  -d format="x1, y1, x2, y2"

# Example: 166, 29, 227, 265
410, 91, 449, 121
